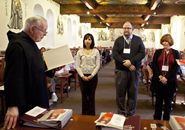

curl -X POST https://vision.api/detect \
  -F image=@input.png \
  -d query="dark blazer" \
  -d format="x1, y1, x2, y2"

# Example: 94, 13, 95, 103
152, 48, 180, 99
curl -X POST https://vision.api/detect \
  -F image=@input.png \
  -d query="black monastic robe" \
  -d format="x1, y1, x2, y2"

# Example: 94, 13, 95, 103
4, 31, 54, 116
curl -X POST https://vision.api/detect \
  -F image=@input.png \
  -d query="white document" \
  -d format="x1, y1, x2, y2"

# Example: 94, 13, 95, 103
25, 106, 46, 117
0, 85, 4, 90
43, 45, 74, 71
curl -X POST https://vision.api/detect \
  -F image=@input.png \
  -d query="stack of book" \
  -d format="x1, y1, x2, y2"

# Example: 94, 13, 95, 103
95, 112, 141, 130
169, 115, 185, 130
20, 106, 73, 129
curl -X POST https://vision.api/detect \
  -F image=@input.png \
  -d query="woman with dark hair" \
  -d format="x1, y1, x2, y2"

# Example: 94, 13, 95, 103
152, 34, 180, 120
40, 47, 46, 60
76, 33, 100, 115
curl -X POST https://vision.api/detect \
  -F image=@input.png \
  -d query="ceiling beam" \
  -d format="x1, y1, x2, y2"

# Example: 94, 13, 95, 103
142, 24, 161, 29
103, 17, 144, 24
156, 4, 185, 15
147, 17, 170, 24
60, 4, 185, 15
91, 23, 107, 28
60, 4, 89, 14
109, 23, 142, 29
91, 23, 161, 29
60, 4, 153, 15
80, 16, 170, 24
80, 16, 101, 23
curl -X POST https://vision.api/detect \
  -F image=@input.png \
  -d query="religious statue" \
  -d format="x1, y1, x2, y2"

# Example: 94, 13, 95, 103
7, 0, 23, 29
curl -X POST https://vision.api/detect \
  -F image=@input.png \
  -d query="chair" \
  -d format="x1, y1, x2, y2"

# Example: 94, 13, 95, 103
55, 73, 72, 103
46, 76, 52, 88
177, 78, 185, 105
70, 69, 79, 90
140, 65, 144, 83
144, 69, 150, 91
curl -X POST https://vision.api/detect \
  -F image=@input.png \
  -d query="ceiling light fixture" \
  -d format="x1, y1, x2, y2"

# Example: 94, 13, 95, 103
175, 0, 185, 4
145, 15, 151, 21
153, 12, 157, 15
97, 14, 105, 20
146, 22, 149, 25
87, 11, 90, 14
141, 24, 145, 27
106, 23, 110, 26
81, 0, 93, 9
151, 0, 161, 10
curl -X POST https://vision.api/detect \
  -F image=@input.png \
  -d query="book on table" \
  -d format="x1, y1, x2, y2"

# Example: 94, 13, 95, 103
95, 112, 126, 130
95, 112, 141, 130
43, 44, 75, 71
19, 106, 73, 129
169, 115, 185, 130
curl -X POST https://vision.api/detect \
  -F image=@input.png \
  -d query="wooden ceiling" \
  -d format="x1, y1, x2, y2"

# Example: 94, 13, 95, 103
52, 0, 185, 29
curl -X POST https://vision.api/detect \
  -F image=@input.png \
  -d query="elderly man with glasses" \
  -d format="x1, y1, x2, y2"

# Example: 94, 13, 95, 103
3, 16, 56, 129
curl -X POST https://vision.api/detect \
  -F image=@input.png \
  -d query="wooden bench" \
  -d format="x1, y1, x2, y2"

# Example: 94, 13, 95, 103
55, 73, 72, 103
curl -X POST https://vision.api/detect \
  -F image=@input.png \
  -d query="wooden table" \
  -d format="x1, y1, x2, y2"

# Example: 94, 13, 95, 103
141, 119, 171, 130
0, 114, 172, 130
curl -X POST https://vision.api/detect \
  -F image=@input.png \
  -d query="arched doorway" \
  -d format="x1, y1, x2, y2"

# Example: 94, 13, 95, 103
46, 9, 54, 48
67, 18, 72, 47
34, 4, 45, 48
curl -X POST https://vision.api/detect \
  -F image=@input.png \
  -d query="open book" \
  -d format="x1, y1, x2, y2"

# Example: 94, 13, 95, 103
20, 106, 72, 129
95, 112, 126, 130
169, 115, 185, 130
43, 44, 74, 71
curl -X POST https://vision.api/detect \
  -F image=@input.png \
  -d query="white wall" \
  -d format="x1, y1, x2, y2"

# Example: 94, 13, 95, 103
0, 0, 61, 50
1, 0, 185, 51
170, 16, 185, 51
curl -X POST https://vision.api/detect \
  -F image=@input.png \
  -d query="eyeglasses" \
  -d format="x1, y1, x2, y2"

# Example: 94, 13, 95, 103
123, 27, 132, 30
34, 26, 48, 34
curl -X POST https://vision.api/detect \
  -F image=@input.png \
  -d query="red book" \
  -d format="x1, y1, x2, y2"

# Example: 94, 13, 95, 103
123, 115, 141, 130
176, 59, 185, 65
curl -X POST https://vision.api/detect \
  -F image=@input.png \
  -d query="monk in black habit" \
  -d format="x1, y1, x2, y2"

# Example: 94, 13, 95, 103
3, 16, 56, 129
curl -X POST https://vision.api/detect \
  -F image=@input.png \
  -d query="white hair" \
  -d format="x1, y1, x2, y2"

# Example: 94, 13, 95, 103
24, 15, 46, 31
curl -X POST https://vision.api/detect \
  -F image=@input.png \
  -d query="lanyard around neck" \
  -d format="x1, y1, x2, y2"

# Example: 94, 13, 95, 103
124, 38, 131, 49
162, 49, 170, 76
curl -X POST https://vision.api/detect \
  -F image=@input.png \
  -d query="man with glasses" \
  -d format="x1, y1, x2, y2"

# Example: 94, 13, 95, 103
3, 16, 55, 129
112, 21, 145, 116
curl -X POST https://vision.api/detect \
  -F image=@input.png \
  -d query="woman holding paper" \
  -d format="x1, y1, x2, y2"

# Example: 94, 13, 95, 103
152, 34, 180, 120
76, 33, 100, 115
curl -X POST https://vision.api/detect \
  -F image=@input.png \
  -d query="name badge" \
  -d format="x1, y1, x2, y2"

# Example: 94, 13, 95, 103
162, 65, 169, 71
123, 49, 130, 54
